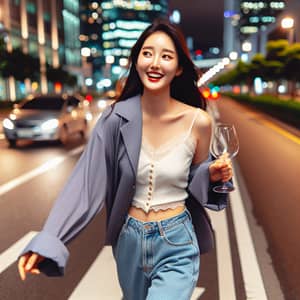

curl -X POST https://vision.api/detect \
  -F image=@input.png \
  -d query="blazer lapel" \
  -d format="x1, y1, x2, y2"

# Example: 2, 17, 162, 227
115, 95, 142, 178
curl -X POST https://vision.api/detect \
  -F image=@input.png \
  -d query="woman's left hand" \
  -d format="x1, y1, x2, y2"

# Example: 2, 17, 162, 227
209, 154, 233, 183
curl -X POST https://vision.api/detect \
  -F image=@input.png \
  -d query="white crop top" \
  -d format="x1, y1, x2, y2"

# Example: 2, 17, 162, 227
132, 109, 200, 213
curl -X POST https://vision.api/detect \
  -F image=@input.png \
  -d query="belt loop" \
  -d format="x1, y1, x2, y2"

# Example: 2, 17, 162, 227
185, 208, 192, 220
157, 221, 164, 236
124, 214, 130, 228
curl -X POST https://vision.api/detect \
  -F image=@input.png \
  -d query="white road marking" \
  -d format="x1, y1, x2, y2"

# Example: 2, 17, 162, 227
191, 287, 205, 299
209, 210, 237, 300
69, 246, 122, 300
230, 168, 268, 300
69, 246, 206, 300
0, 231, 37, 273
0, 232, 206, 300
211, 100, 268, 299
0, 111, 268, 299
0, 145, 84, 197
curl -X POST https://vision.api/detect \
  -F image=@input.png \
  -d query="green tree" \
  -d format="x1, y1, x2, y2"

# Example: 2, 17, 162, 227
212, 60, 251, 88
282, 43, 300, 98
46, 65, 77, 87
0, 47, 40, 81
265, 39, 288, 62
0, 37, 7, 74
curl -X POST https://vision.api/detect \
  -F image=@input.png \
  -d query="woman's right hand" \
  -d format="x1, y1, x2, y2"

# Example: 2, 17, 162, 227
18, 252, 45, 281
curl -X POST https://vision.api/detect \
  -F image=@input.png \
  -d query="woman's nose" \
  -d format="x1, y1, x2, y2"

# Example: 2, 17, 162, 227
150, 55, 160, 69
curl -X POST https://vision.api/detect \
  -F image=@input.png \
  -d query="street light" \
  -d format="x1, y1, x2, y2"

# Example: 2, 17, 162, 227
281, 17, 295, 44
242, 41, 252, 52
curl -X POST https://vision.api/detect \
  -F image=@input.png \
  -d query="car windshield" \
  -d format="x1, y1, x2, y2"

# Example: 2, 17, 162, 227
21, 97, 65, 110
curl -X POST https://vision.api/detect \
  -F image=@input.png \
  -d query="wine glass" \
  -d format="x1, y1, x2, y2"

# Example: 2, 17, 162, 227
210, 123, 239, 193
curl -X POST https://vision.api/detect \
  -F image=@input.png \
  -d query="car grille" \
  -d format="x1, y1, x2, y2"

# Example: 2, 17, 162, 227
15, 120, 40, 128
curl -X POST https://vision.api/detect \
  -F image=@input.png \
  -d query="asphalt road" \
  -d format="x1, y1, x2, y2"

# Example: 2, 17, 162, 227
0, 97, 298, 299
215, 96, 300, 300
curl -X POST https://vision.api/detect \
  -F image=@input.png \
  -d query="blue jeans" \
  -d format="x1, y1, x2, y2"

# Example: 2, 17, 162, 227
112, 209, 200, 300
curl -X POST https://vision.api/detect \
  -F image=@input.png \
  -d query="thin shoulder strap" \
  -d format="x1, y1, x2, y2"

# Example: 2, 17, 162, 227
186, 108, 200, 137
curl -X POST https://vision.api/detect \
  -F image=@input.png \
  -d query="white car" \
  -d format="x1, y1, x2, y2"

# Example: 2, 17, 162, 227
2, 94, 90, 147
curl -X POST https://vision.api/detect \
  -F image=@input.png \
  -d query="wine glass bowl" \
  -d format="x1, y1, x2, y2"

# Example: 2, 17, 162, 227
210, 123, 239, 193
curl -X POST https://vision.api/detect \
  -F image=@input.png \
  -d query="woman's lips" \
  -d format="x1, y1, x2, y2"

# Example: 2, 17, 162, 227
147, 72, 163, 82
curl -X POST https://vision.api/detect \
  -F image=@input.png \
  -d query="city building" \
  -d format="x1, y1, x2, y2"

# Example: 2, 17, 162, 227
62, 0, 82, 83
0, 0, 82, 101
239, 0, 286, 56
79, 0, 168, 91
223, 0, 241, 56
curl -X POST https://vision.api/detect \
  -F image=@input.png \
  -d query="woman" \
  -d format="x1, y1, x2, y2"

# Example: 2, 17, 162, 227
18, 19, 233, 300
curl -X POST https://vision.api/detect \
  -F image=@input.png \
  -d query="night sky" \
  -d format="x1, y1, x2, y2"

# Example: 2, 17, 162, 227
168, 0, 224, 52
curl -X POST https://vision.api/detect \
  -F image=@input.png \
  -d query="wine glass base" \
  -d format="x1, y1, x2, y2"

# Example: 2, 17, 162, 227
213, 184, 235, 193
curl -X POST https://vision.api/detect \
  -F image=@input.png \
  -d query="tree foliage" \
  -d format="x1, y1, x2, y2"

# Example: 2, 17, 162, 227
0, 47, 40, 81
213, 39, 300, 97
46, 65, 77, 87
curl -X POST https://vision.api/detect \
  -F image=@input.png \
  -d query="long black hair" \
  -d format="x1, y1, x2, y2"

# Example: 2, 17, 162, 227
116, 18, 206, 110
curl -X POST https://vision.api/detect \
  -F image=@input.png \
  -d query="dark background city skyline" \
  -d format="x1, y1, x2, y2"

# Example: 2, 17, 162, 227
169, 0, 224, 51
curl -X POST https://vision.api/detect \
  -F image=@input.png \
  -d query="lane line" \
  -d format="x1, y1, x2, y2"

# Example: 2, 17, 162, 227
69, 246, 122, 300
191, 287, 205, 299
209, 210, 237, 300
0, 231, 37, 273
0, 145, 84, 198
69, 246, 206, 300
213, 102, 267, 299
259, 119, 300, 145
230, 166, 268, 300
0, 232, 206, 300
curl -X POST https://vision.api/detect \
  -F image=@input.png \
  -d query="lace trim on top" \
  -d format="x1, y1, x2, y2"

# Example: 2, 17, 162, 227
141, 134, 196, 160
141, 108, 200, 159
132, 200, 185, 212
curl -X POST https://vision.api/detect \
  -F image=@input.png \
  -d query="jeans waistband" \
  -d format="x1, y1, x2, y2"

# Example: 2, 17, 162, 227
125, 209, 192, 234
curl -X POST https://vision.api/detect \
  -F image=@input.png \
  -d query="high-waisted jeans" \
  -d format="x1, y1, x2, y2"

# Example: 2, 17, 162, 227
112, 209, 200, 300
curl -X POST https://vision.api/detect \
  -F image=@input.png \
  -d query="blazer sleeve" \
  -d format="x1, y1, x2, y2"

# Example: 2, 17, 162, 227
188, 154, 229, 211
19, 109, 111, 277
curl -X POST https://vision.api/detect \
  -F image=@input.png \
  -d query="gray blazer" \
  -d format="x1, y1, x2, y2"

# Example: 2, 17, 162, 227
20, 95, 228, 276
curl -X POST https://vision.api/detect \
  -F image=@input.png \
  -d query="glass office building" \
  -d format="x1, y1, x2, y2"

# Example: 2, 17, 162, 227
80, 0, 168, 88
239, 0, 286, 38
0, 0, 81, 100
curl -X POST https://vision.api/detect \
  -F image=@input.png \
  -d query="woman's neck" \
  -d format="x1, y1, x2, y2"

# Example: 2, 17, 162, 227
141, 89, 174, 117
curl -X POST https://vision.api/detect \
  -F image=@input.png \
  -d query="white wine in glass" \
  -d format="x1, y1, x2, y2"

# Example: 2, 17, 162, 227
210, 123, 239, 193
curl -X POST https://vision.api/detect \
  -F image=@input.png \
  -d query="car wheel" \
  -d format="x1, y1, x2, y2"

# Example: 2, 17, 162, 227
8, 139, 17, 148
59, 125, 69, 145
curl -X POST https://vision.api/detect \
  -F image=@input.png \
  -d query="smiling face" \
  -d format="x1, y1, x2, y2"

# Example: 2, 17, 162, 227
136, 31, 182, 95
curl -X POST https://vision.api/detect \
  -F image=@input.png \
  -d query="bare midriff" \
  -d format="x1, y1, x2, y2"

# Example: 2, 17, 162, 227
128, 205, 186, 222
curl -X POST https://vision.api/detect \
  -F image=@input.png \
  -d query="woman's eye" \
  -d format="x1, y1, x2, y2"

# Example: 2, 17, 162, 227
142, 51, 152, 57
162, 54, 173, 60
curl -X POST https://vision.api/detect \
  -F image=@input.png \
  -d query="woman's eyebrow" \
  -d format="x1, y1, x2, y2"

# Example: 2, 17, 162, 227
142, 46, 175, 54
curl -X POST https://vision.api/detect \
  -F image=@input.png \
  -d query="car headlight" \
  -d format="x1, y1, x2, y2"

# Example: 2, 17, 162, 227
97, 100, 107, 109
85, 112, 93, 121
41, 119, 59, 131
3, 118, 15, 130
